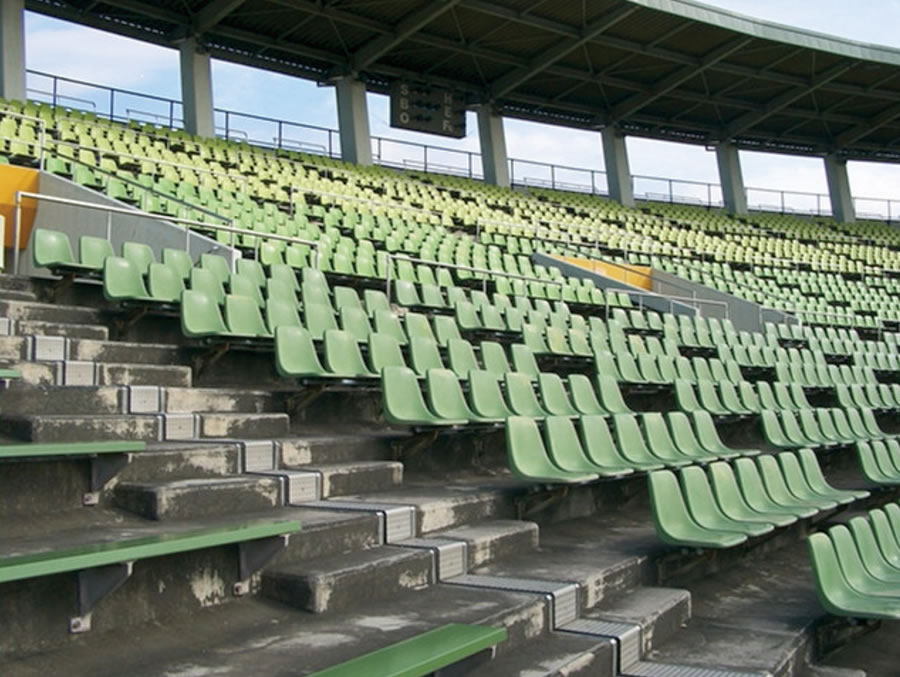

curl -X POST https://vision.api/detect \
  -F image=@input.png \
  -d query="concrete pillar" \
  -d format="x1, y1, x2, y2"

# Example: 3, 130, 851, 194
335, 78, 372, 165
716, 141, 748, 215
825, 154, 855, 223
0, 0, 26, 102
601, 127, 634, 208
179, 38, 215, 138
477, 107, 510, 188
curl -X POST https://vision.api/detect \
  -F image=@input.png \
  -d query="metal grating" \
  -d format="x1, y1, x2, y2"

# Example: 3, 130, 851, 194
128, 385, 161, 413
400, 538, 467, 580
561, 618, 642, 671
242, 440, 277, 472
62, 360, 96, 386
625, 662, 770, 677
31, 335, 67, 361
302, 500, 417, 542
447, 575, 579, 627
160, 413, 197, 440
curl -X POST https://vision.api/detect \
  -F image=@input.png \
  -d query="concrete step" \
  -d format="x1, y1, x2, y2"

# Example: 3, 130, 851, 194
119, 442, 241, 482
467, 632, 615, 677
646, 543, 822, 677
96, 363, 192, 387
0, 274, 40, 294
578, 586, 691, 661
279, 431, 399, 465
114, 476, 282, 520
262, 545, 434, 613
0, 411, 290, 442
309, 461, 403, 498
0, 289, 39, 303
69, 338, 189, 366
0, 360, 192, 387
433, 519, 540, 570
301, 482, 523, 537
15, 319, 108, 340
4, 580, 552, 675
816, 619, 900, 676
0, 385, 280, 416
0, 299, 103, 325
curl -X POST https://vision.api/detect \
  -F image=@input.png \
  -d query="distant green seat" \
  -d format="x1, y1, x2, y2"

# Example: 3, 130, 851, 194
382, 365, 464, 427
306, 624, 507, 677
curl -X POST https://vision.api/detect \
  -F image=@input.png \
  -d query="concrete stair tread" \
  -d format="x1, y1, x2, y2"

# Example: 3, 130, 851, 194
280, 433, 400, 465
0, 299, 103, 324
466, 631, 615, 677
14, 319, 108, 339
648, 543, 821, 676
4, 583, 549, 676
431, 519, 540, 569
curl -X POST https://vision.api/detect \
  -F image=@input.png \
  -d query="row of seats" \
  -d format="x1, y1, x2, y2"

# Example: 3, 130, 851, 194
649, 452, 868, 549
762, 407, 889, 450
808, 504, 900, 619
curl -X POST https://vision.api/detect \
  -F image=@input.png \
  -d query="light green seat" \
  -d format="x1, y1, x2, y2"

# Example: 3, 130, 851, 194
265, 298, 302, 332
480, 341, 511, 379
796, 449, 869, 503
162, 248, 193, 280
612, 414, 681, 469
32, 228, 100, 273
339, 306, 372, 343
733, 457, 816, 519
567, 374, 606, 416
224, 295, 272, 338
510, 344, 540, 380
368, 333, 407, 373
774, 452, 838, 510
374, 310, 408, 346
505, 416, 597, 483
121, 241, 155, 276
147, 262, 184, 303
190, 268, 226, 306
427, 368, 493, 423
409, 336, 445, 377
849, 517, 900, 582
545, 415, 632, 478
648, 470, 748, 549
306, 624, 507, 677
830, 525, 900, 595
680, 466, 774, 538
642, 413, 710, 464
857, 441, 900, 484
181, 289, 230, 338
691, 411, 755, 457
504, 372, 549, 418
229, 273, 265, 308
467, 369, 514, 419
707, 461, 797, 528
807, 532, 900, 620
103, 256, 154, 303
324, 329, 376, 379
447, 338, 479, 379
200, 253, 231, 285
537, 373, 578, 417
305, 301, 338, 341
756, 455, 827, 514
382, 365, 463, 427
595, 374, 633, 415
434, 315, 462, 348
275, 325, 328, 379
236, 258, 266, 288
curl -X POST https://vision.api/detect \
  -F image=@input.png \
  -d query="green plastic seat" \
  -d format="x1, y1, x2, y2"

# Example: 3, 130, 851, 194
504, 372, 549, 418
365, 290, 392, 317
544, 415, 632, 477
121, 241, 155, 276
680, 466, 774, 538
190, 268, 226, 305
642, 413, 709, 464
382, 365, 463, 427
200, 253, 231, 285
612, 414, 681, 469
394, 279, 423, 308
537, 373, 578, 416
236, 259, 266, 288
79, 235, 115, 269
733, 457, 816, 519
266, 278, 299, 306
409, 336, 445, 376
447, 338, 479, 379
796, 449, 869, 503
230, 273, 265, 308
32, 228, 96, 271
324, 329, 376, 378
648, 470, 748, 549
181, 289, 229, 338
103, 256, 154, 302
275, 325, 328, 378
775, 452, 838, 510
858, 441, 900, 484
756, 455, 827, 514
848, 517, 900, 582
595, 374, 633, 415
692, 411, 755, 457
807, 532, 900, 620
674, 379, 704, 414
305, 301, 338, 341
406, 312, 436, 343
434, 315, 462, 348
707, 461, 797, 528
567, 374, 606, 415
505, 416, 598, 483
870, 510, 900, 569
467, 369, 515, 419
339, 306, 372, 343
427, 368, 496, 423
373, 310, 408, 346
147, 262, 185, 303
266, 297, 303, 332
368, 332, 407, 373
480, 341, 511, 379
510, 344, 541, 380
162, 248, 193, 280
760, 410, 799, 449
830, 525, 900, 595
225, 294, 272, 338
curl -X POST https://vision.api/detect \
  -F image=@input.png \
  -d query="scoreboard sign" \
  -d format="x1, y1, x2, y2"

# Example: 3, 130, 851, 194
390, 81, 466, 139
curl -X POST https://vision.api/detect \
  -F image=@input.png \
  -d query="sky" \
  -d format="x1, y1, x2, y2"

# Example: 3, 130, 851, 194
20, 1, 900, 216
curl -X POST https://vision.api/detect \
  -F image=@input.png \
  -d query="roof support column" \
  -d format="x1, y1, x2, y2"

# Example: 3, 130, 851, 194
179, 38, 215, 138
477, 107, 509, 188
716, 141, 748, 216
825, 154, 855, 223
0, 0, 26, 102
602, 127, 634, 208
335, 77, 372, 166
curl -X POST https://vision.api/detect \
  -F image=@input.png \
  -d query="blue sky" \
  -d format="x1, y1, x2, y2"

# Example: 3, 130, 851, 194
20, 1, 900, 214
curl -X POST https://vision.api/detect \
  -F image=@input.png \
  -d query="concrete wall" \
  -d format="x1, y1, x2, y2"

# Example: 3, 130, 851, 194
12, 172, 236, 277
652, 269, 796, 333
534, 252, 698, 317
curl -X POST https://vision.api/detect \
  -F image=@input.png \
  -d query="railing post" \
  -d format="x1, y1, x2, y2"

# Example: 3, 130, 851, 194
668, 179, 673, 203
780, 191, 786, 214
225, 112, 230, 140
169, 101, 175, 129
277, 121, 283, 149
109, 89, 115, 121
707, 183, 712, 208
105, 211, 112, 241
385, 254, 393, 301
51, 77, 58, 110
468, 152, 473, 179
550, 164, 556, 190
424, 145, 428, 174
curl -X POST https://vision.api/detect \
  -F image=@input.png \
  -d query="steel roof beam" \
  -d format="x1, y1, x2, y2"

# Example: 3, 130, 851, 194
607, 36, 753, 124
833, 101, 900, 148
193, 0, 246, 35
488, 4, 638, 99
723, 61, 856, 139
351, 0, 461, 73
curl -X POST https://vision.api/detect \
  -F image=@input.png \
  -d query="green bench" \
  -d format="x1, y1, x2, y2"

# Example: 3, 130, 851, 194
307, 623, 507, 677
0, 440, 146, 505
0, 368, 21, 379
0, 519, 301, 632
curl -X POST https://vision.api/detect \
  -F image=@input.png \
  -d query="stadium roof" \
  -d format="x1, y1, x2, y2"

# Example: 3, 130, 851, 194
28, 0, 900, 162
